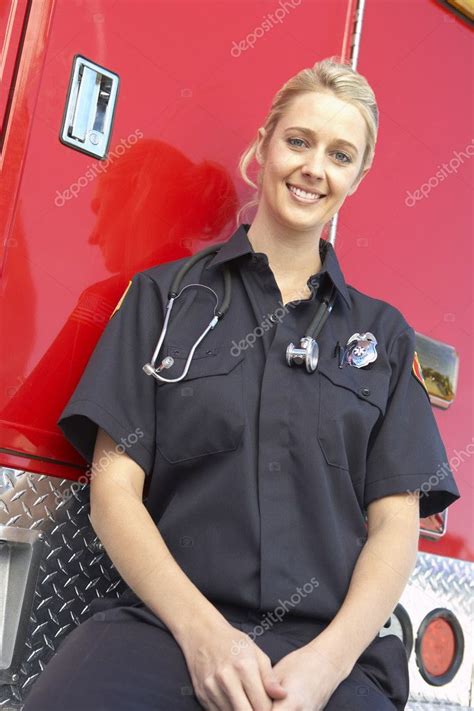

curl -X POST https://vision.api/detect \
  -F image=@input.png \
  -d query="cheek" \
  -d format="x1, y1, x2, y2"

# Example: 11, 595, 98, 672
341, 167, 361, 191
330, 174, 354, 198
266, 145, 296, 176
261, 161, 287, 197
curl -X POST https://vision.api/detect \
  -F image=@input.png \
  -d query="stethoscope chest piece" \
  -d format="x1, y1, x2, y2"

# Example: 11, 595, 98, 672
286, 337, 319, 373
143, 242, 338, 382
285, 281, 338, 374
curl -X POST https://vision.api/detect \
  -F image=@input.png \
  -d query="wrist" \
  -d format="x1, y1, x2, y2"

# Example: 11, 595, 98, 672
172, 604, 229, 647
306, 631, 354, 681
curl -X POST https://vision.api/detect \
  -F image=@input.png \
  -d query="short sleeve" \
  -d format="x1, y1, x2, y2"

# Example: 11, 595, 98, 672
364, 325, 461, 518
57, 272, 162, 476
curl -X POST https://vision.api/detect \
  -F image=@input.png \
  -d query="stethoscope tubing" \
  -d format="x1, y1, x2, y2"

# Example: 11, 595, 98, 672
143, 242, 338, 381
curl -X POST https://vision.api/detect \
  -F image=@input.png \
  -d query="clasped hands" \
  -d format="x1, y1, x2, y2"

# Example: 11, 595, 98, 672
181, 617, 348, 710
264, 641, 347, 710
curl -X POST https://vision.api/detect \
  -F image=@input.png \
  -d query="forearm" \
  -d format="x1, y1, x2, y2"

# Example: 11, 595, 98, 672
90, 491, 227, 645
308, 520, 418, 677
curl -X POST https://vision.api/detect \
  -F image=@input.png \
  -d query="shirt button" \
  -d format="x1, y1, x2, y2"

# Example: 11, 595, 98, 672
361, 387, 370, 397
269, 314, 279, 324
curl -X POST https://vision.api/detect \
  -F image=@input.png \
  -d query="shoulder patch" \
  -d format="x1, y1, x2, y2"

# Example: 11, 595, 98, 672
109, 280, 132, 320
412, 350, 429, 395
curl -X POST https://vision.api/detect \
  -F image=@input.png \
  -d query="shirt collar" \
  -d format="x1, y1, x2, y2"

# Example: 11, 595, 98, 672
203, 223, 352, 310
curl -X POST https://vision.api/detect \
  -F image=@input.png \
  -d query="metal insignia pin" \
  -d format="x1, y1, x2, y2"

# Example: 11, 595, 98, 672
343, 332, 378, 368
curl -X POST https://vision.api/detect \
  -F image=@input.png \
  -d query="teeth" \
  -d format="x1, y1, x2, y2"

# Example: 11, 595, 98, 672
288, 184, 324, 200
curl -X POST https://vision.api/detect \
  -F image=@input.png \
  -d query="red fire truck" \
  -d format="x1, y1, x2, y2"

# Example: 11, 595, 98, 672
0, 0, 472, 708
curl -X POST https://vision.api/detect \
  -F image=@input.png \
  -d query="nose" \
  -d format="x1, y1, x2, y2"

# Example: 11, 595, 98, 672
301, 149, 326, 180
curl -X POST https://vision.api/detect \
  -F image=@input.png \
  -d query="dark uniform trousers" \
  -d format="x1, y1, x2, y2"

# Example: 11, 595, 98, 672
23, 600, 409, 710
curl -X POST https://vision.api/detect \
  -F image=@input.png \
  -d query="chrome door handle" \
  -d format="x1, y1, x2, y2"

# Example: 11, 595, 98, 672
60, 55, 119, 159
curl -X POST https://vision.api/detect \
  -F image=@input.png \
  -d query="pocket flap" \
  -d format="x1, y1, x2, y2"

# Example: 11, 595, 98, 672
317, 357, 389, 417
161, 342, 245, 381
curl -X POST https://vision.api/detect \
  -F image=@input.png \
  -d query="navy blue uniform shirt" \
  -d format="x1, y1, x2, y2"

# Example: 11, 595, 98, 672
58, 223, 461, 625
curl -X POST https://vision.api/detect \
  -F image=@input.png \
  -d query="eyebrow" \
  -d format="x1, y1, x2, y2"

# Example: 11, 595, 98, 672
284, 126, 359, 156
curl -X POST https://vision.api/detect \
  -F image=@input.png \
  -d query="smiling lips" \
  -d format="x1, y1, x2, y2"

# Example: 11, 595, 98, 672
286, 183, 327, 203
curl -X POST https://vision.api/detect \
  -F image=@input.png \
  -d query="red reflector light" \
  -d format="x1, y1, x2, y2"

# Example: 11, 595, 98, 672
420, 617, 456, 676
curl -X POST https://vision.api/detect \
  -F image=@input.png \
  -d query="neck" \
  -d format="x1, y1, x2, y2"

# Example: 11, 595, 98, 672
246, 212, 324, 283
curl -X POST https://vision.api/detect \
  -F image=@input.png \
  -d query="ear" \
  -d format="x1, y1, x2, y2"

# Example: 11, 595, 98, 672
255, 127, 267, 166
347, 163, 371, 196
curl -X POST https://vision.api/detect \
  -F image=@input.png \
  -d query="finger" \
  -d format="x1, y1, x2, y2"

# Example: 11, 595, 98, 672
201, 675, 234, 711
257, 655, 288, 700
238, 661, 282, 711
197, 695, 220, 711
205, 669, 254, 711
263, 673, 288, 699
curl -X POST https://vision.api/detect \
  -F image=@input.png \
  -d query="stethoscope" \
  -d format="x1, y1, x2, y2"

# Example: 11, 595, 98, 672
142, 243, 338, 383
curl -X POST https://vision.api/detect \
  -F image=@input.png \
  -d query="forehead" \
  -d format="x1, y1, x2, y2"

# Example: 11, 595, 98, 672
278, 91, 367, 147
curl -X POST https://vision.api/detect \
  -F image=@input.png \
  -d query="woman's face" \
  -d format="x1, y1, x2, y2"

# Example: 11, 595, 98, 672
255, 91, 371, 231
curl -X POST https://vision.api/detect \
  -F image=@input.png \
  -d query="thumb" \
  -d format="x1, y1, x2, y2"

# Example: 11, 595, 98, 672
263, 672, 287, 698
256, 652, 287, 699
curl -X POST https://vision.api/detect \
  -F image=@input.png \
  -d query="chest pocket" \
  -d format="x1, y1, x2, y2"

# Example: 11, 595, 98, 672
317, 358, 390, 476
154, 343, 246, 464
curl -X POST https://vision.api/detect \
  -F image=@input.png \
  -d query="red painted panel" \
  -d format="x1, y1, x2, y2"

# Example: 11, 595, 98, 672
342, 0, 473, 558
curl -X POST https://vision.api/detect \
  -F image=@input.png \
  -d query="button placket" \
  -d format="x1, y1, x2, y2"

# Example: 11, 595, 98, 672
258, 321, 299, 610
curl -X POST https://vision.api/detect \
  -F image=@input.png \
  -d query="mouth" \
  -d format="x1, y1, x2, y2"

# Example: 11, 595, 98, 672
286, 183, 326, 204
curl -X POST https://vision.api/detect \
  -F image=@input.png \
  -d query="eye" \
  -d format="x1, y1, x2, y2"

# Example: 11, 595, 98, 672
287, 137, 306, 148
287, 138, 352, 164
334, 151, 352, 164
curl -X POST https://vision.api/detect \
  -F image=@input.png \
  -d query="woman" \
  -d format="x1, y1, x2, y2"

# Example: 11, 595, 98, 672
23, 57, 460, 711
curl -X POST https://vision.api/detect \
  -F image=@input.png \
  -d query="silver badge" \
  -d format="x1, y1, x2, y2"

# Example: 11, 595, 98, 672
343, 332, 378, 368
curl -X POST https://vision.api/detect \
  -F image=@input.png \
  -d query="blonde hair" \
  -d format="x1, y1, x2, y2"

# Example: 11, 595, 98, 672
236, 56, 379, 226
